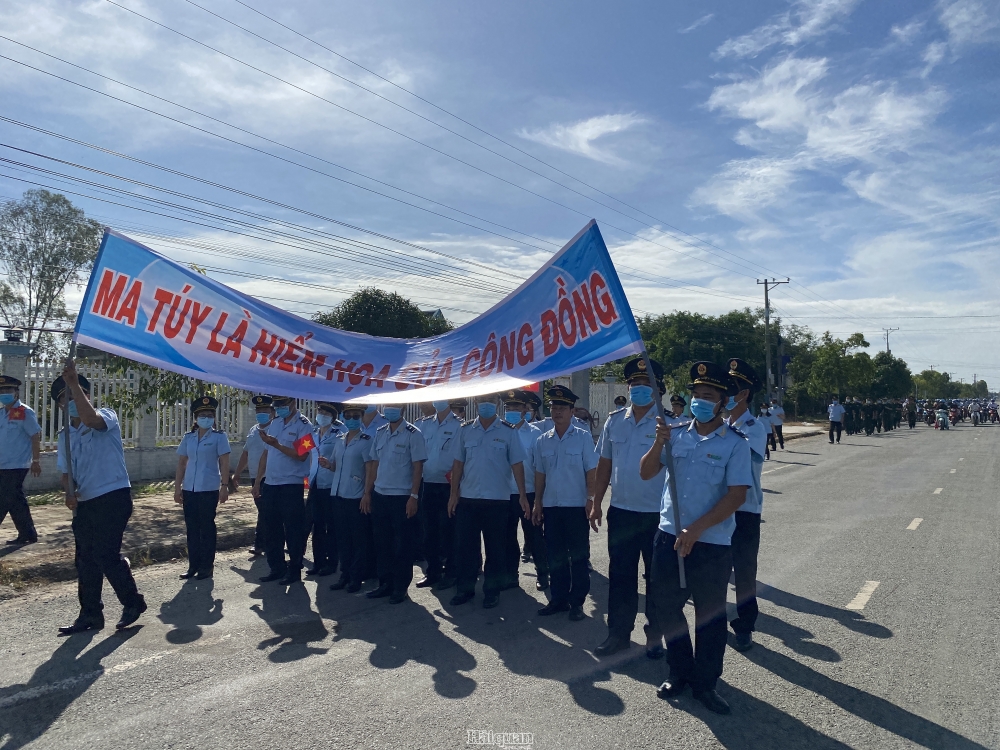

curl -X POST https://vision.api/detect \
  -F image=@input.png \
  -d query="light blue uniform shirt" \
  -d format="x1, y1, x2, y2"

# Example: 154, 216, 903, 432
331, 431, 373, 500
263, 412, 313, 486
658, 422, 753, 546
533, 424, 599, 507
535, 415, 590, 434
313, 423, 345, 490
456, 417, 526, 501
57, 408, 131, 502
361, 412, 388, 439
368, 421, 427, 496
508, 419, 541, 494
244, 423, 269, 480
728, 409, 767, 515
597, 406, 664, 514
418, 412, 462, 484
176, 429, 231, 492
0, 401, 41, 469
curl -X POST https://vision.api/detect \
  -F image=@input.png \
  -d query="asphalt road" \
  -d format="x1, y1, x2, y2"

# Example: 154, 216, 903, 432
1, 421, 997, 750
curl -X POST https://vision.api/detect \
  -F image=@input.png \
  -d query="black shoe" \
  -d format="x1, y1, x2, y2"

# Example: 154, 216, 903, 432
389, 591, 409, 604
195, 570, 213, 580
248, 548, 265, 558
416, 575, 440, 588
656, 678, 688, 699
329, 577, 349, 591
595, 635, 631, 657
6, 536, 37, 545
366, 585, 392, 599
116, 599, 148, 630
304, 567, 321, 576
482, 594, 500, 609
58, 618, 104, 635
537, 602, 570, 616
179, 569, 197, 580
646, 644, 665, 660
449, 591, 474, 606
279, 569, 301, 585
346, 582, 362, 593
693, 689, 731, 715
568, 606, 585, 621
259, 570, 285, 582
316, 566, 337, 577
434, 576, 457, 591
732, 631, 753, 652
535, 575, 550, 591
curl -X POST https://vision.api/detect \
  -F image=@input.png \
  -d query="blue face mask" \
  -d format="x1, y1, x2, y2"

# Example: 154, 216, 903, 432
689, 397, 719, 424
343, 417, 362, 431
726, 396, 738, 411
629, 385, 654, 407
68, 401, 79, 418
383, 407, 403, 422
365, 404, 378, 414
316, 413, 333, 427
197, 416, 215, 430
0, 393, 15, 406
275, 406, 291, 419
255, 412, 272, 425
477, 402, 497, 419
432, 400, 450, 412
504, 409, 523, 423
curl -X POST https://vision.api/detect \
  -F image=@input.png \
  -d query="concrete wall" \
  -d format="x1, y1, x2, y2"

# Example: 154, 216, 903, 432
25, 442, 247, 493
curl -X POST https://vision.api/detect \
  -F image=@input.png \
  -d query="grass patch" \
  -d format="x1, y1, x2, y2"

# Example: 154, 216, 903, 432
0, 562, 26, 589
28, 480, 175, 507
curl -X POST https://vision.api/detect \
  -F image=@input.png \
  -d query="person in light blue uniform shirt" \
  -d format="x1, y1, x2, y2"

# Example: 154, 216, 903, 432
501, 390, 547, 591
414, 399, 462, 589
254, 396, 314, 585
356, 404, 388, 579
305, 402, 344, 578
327, 404, 375, 593
233, 395, 274, 557
591, 357, 669, 657
54, 362, 147, 634
725, 358, 768, 652
640, 361, 752, 716
174, 396, 231, 581
363, 405, 427, 604
532, 386, 598, 621
448, 392, 529, 610
0, 374, 41, 545
361, 404, 388, 438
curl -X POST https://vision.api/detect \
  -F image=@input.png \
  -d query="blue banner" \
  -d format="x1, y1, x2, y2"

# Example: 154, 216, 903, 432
75, 221, 643, 403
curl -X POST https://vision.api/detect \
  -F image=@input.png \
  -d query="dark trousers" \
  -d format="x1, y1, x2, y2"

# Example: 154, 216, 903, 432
421, 482, 455, 580
543, 506, 591, 608
263, 482, 307, 575
504, 492, 534, 586
456, 498, 508, 597
308, 486, 337, 572
371, 492, 415, 594
730, 511, 761, 634
649, 531, 731, 693
829, 420, 842, 442
72, 488, 143, 620
773, 424, 784, 448
333, 495, 369, 585
767, 432, 777, 452
251, 483, 265, 552
521, 510, 549, 577
0, 468, 37, 540
606, 505, 661, 640
182, 490, 218, 573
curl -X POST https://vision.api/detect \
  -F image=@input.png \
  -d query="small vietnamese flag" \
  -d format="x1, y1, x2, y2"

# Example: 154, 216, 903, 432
8, 405, 25, 421
294, 433, 315, 456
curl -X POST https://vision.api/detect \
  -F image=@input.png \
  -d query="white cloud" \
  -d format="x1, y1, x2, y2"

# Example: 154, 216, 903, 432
693, 156, 802, 218
938, 0, 1000, 47
518, 113, 647, 165
890, 20, 925, 44
715, 0, 861, 59
679, 13, 715, 34
921, 41, 948, 76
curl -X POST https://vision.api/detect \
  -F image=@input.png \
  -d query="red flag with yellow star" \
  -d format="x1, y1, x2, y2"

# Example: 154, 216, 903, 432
8, 405, 25, 421
293, 433, 315, 456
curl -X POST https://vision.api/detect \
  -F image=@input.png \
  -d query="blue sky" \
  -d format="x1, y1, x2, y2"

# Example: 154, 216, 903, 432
1, 0, 998, 383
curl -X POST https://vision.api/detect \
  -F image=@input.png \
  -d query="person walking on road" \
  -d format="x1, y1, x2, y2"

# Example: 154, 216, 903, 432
828, 397, 845, 444
0, 374, 41, 546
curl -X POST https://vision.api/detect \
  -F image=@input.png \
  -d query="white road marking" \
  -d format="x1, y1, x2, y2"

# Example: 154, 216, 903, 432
959, 458, 964, 461
906, 518, 923, 530
846, 581, 880, 611
933, 488, 943, 494
762, 464, 793, 475
950, 469, 957, 474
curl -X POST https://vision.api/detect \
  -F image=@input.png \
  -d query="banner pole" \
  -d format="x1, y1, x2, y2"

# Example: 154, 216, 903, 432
638, 347, 686, 589
62, 338, 78, 517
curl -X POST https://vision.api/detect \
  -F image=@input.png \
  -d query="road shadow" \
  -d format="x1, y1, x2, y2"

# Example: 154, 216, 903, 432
231, 564, 329, 663
783, 450, 820, 455
157, 578, 223, 644
762, 489, 782, 495
745, 645, 990, 749
747, 610, 840, 662
758, 584, 892, 639
0, 628, 138, 750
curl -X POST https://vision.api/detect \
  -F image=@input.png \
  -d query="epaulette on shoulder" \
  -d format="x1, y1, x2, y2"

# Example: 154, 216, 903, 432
462, 418, 476, 427
730, 426, 748, 440
359, 432, 372, 440
376, 423, 389, 432
745, 418, 755, 426
406, 423, 418, 433
500, 419, 515, 428
298, 414, 311, 424
609, 407, 626, 416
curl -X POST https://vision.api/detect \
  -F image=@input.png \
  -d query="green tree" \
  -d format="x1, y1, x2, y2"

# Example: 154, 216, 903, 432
0, 190, 102, 356
870, 351, 913, 398
313, 287, 452, 338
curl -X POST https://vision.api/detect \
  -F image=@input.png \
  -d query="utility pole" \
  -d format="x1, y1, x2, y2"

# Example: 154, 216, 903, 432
758, 278, 789, 403
882, 327, 899, 355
